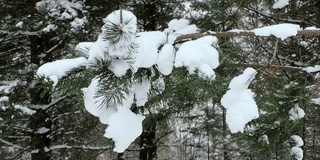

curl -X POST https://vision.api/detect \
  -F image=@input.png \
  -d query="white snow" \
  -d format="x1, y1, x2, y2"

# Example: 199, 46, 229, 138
14, 105, 36, 115
75, 42, 94, 55
289, 104, 305, 120
15, 21, 24, 28
174, 36, 219, 77
311, 97, 320, 105
303, 65, 320, 73
37, 57, 87, 86
42, 24, 58, 32
133, 79, 151, 106
104, 107, 145, 153
221, 67, 259, 133
168, 19, 190, 31
36, 127, 50, 134
0, 80, 19, 94
87, 38, 109, 64
84, 78, 110, 117
134, 31, 166, 69
157, 44, 175, 75
252, 23, 300, 40
291, 146, 303, 160
70, 17, 88, 32
304, 27, 320, 30
291, 135, 303, 147
0, 96, 9, 102
272, 0, 289, 9
104, 10, 137, 59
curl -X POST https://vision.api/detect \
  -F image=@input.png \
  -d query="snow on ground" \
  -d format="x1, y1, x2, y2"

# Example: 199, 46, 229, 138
252, 23, 300, 40
272, 0, 289, 9
37, 57, 87, 86
289, 104, 305, 120
221, 67, 259, 133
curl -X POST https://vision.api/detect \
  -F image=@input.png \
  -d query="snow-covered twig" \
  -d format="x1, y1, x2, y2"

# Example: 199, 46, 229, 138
175, 30, 320, 42
0, 138, 23, 149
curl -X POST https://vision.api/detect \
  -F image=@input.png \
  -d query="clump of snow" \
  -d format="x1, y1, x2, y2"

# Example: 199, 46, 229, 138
70, 17, 88, 32
157, 44, 175, 75
272, 0, 289, 9
252, 23, 300, 40
0, 80, 19, 94
103, 10, 137, 59
289, 104, 305, 120
168, 19, 190, 32
104, 107, 145, 153
36, 0, 84, 20
311, 97, 320, 105
165, 19, 199, 44
290, 134, 304, 160
14, 105, 36, 115
291, 146, 303, 160
42, 24, 58, 32
75, 42, 94, 56
15, 21, 24, 28
37, 57, 87, 86
291, 135, 303, 147
134, 31, 166, 69
36, 127, 50, 134
221, 67, 259, 133
303, 65, 320, 73
0, 96, 9, 102
174, 36, 219, 78
133, 79, 151, 106
304, 27, 320, 30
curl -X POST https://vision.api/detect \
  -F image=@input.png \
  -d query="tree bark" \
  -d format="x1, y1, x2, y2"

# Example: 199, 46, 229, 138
139, 125, 157, 160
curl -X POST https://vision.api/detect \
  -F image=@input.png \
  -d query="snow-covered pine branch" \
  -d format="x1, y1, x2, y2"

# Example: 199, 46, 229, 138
175, 25, 320, 42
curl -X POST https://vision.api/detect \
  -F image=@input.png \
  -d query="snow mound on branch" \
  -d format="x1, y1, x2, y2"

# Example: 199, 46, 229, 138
290, 134, 304, 160
272, 0, 289, 9
221, 67, 259, 133
252, 23, 300, 40
37, 57, 87, 86
104, 107, 145, 153
75, 42, 94, 56
157, 44, 175, 75
291, 135, 304, 147
134, 31, 166, 69
291, 146, 303, 160
289, 104, 305, 120
84, 78, 109, 117
174, 36, 219, 79
104, 10, 137, 34
133, 79, 151, 106
168, 19, 190, 31
303, 65, 320, 73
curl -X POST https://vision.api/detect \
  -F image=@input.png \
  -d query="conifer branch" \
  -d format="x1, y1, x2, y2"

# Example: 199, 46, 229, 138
175, 30, 320, 42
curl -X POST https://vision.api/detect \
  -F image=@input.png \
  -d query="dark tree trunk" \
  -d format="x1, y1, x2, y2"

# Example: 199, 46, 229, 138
139, 124, 157, 160
29, 35, 52, 160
